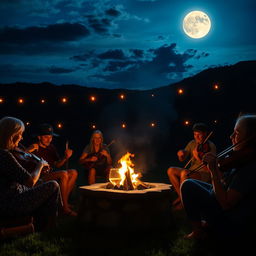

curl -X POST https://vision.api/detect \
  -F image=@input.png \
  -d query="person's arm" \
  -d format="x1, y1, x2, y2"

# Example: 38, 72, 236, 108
26, 143, 39, 153
100, 149, 112, 165
203, 152, 242, 210
26, 160, 49, 187
4, 150, 48, 187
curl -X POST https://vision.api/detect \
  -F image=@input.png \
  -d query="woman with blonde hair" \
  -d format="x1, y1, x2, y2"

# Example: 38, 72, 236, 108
79, 130, 112, 184
0, 116, 61, 231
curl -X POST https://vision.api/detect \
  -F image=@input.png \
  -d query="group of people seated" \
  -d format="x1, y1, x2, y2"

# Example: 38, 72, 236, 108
167, 114, 256, 241
1, 113, 256, 242
0, 116, 112, 232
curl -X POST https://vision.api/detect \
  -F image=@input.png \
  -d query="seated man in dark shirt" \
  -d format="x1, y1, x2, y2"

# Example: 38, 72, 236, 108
27, 123, 78, 216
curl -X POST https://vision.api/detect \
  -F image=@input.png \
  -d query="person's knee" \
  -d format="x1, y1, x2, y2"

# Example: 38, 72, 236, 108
69, 169, 78, 179
48, 180, 60, 193
180, 169, 188, 180
180, 179, 194, 195
167, 167, 175, 177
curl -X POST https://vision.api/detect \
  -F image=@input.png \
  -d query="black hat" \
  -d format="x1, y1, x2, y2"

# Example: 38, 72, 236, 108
36, 123, 59, 136
192, 123, 209, 133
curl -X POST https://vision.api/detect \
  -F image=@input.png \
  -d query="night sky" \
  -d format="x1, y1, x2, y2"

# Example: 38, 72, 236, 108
0, 0, 255, 90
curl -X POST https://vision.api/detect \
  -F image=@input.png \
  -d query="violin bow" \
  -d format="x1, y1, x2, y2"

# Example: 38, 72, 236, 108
65, 140, 69, 170
184, 131, 213, 168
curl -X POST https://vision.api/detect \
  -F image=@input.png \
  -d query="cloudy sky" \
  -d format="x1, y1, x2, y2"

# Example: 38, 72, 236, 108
0, 0, 255, 90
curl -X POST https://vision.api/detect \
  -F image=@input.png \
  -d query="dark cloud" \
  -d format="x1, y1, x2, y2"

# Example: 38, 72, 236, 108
86, 15, 111, 34
129, 49, 144, 58
105, 8, 122, 17
48, 66, 76, 74
92, 44, 202, 89
98, 49, 126, 60
103, 60, 137, 72
0, 23, 90, 44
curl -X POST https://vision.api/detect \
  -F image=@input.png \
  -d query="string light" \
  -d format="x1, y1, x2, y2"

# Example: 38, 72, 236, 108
213, 120, 218, 124
0, 98, 4, 103
18, 98, 24, 104
40, 99, 46, 104
60, 97, 68, 103
91, 124, 96, 129
150, 122, 156, 127
151, 94, 155, 97
90, 96, 96, 102
121, 123, 126, 128
213, 84, 219, 90
57, 123, 63, 129
177, 88, 184, 95
119, 94, 125, 100
184, 120, 190, 126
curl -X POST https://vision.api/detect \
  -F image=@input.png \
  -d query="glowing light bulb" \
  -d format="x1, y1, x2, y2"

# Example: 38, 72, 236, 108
178, 88, 184, 95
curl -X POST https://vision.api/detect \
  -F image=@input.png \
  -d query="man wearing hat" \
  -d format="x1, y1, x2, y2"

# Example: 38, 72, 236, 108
26, 123, 78, 216
167, 122, 216, 210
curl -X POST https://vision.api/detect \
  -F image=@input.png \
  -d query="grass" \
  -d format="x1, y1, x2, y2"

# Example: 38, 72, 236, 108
1, 165, 255, 256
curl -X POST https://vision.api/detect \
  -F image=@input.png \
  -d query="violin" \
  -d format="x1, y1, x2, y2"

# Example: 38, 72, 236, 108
12, 145, 50, 174
217, 147, 256, 172
197, 141, 211, 160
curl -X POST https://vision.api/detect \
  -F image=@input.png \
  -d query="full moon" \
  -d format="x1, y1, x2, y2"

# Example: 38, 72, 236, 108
183, 11, 211, 39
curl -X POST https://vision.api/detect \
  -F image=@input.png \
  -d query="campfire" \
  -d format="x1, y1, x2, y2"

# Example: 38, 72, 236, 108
107, 152, 150, 190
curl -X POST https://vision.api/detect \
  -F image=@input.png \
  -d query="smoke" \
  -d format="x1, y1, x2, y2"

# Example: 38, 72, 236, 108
98, 87, 177, 173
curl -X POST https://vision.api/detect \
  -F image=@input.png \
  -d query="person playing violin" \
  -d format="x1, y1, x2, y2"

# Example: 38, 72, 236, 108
79, 130, 112, 185
0, 117, 61, 231
167, 123, 216, 209
181, 114, 256, 241
26, 123, 78, 216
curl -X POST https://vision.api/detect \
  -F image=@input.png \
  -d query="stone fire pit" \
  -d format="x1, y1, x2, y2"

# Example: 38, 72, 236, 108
78, 182, 172, 231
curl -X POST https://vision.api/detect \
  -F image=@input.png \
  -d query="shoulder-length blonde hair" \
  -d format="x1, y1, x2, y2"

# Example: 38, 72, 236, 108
0, 116, 25, 150
89, 130, 103, 153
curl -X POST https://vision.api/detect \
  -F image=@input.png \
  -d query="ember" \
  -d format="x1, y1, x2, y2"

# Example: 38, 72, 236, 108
107, 152, 150, 190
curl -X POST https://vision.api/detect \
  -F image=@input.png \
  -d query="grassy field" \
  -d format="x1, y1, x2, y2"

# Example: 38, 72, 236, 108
1, 164, 255, 256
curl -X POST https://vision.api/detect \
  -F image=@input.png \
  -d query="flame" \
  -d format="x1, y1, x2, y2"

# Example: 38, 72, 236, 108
109, 152, 141, 189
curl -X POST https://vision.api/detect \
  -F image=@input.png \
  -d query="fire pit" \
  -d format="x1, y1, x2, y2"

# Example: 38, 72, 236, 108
78, 153, 172, 231
78, 182, 172, 230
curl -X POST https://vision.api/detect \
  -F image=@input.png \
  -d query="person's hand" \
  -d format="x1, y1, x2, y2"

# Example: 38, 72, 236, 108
202, 152, 218, 173
192, 147, 200, 160
30, 143, 39, 152
90, 156, 98, 162
177, 150, 186, 161
100, 149, 109, 157
64, 148, 73, 159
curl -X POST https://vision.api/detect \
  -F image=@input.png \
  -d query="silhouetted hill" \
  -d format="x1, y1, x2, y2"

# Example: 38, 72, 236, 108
0, 60, 256, 181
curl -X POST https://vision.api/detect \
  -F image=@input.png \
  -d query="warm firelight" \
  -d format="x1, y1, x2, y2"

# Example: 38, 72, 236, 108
109, 152, 142, 190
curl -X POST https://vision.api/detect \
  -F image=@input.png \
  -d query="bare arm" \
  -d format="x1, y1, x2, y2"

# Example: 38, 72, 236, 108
26, 159, 49, 187
203, 152, 242, 210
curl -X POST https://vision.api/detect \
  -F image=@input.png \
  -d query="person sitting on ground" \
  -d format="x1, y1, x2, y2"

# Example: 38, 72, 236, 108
181, 114, 256, 240
167, 123, 216, 209
79, 130, 112, 185
0, 116, 61, 232
26, 123, 78, 216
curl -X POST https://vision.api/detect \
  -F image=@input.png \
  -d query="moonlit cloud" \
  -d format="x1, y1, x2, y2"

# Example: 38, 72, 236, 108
0, 0, 255, 89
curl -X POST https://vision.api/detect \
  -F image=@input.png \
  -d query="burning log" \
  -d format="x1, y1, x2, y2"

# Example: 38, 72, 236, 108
123, 169, 135, 190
